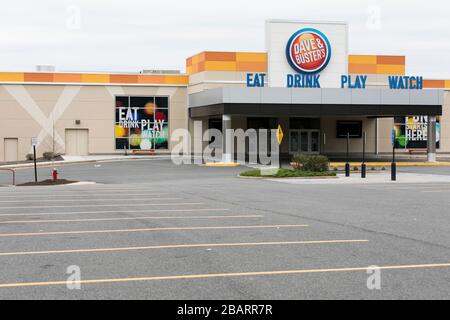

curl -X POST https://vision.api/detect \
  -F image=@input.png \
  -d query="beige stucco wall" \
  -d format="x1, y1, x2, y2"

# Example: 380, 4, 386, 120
0, 84, 187, 162
188, 71, 261, 94
320, 117, 377, 155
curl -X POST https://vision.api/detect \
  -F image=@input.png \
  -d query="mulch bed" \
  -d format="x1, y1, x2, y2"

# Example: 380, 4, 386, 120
17, 179, 78, 187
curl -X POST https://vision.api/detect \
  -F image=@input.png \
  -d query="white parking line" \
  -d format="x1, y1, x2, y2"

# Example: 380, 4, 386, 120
0, 215, 264, 225
0, 193, 170, 199
0, 224, 309, 238
0, 239, 368, 257
0, 207, 227, 217
0, 199, 187, 210
0, 198, 182, 203
0, 190, 165, 195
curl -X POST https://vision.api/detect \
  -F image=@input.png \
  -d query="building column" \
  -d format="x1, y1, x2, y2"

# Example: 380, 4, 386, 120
427, 116, 437, 162
222, 114, 233, 163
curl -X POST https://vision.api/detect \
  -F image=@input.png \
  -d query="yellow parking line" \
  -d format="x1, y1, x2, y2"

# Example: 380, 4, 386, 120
0, 239, 369, 257
0, 215, 264, 225
0, 224, 309, 238
1, 262, 449, 289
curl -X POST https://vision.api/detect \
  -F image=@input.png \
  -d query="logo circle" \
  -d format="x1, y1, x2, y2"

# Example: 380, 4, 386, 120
286, 28, 331, 74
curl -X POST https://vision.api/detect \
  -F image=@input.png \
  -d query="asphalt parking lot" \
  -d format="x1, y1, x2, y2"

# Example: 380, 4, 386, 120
0, 160, 450, 300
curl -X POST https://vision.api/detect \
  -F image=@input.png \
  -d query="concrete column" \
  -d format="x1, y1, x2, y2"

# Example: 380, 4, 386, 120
222, 114, 233, 163
427, 116, 437, 162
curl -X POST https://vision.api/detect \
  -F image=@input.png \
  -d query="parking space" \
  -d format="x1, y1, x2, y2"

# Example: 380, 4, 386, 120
0, 160, 449, 299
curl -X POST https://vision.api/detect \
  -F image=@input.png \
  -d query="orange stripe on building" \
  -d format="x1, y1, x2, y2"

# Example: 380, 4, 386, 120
205, 52, 237, 62
236, 61, 267, 72
423, 80, 446, 89
53, 73, 83, 83
81, 74, 111, 83
187, 51, 268, 75
377, 56, 406, 65
0, 72, 25, 82
376, 64, 405, 75
445, 80, 450, 89
137, 75, 166, 84
348, 64, 377, 74
109, 75, 139, 84
348, 55, 406, 75
0, 72, 187, 86
348, 55, 377, 65
164, 75, 189, 85
204, 61, 237, 72
24, 73, 54, 82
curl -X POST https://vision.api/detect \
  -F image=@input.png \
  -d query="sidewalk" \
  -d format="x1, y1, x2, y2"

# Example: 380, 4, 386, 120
0, 155, 172, 170
270, 173, 450, 185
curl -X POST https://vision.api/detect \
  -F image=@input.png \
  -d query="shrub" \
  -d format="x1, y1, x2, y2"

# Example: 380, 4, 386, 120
240, 168, 336, 178
291, 154, 330, 172
43, 152, 57, 161
26, 153, 35, 161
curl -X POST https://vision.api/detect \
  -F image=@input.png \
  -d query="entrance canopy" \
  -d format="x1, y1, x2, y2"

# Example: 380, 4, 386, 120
189, 87, 443, 118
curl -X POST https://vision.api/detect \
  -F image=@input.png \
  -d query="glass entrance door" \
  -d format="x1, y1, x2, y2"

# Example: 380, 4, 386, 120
289, 130, 320, 154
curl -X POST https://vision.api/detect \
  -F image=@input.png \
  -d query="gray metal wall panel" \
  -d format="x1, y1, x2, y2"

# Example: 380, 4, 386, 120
321, 88, 352, 105
226, 87, 262, 104
260, 88, 292, 104
188, 88, 223, 107
291, 89, 322, 104
410, 90, 440, 105
188, 88, 444, 113
381, 89, 410, 105
351, 89, 381, 105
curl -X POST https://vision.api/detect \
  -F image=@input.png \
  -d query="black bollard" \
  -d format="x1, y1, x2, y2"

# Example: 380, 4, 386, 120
361, 132, 367, 179
391, 162, 397, 181
391, 144, 397, 181
345, 133, 350, 177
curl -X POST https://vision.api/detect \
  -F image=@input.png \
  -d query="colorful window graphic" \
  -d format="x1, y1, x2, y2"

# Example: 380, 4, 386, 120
115, 96, 169, 151
393, 117, 440, 149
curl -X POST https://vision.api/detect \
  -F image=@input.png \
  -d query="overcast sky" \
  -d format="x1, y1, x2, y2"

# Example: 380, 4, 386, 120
0, 0, 448, 78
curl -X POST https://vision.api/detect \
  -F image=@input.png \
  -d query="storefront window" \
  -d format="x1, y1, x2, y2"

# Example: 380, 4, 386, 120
393, 116, 440, 149
115, 96, 169, 151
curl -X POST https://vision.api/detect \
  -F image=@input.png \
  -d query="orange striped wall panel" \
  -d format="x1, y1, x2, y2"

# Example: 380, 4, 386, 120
0, 72, 189, 86
348, 55, 406, 75
423, 79, 450, 89
187, 51, 267, 75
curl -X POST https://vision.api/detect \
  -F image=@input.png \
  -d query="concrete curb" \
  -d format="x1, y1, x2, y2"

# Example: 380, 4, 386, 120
206, 163, 241, 167
238, 175, 339, 180
0, 160, 97, 170
329, 162, 450, 167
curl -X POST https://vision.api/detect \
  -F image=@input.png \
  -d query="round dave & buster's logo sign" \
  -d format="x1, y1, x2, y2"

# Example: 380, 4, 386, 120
286, 28, 332, 74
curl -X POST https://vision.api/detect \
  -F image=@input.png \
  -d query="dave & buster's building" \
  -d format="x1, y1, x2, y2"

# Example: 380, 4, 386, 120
0, 20, 448, 162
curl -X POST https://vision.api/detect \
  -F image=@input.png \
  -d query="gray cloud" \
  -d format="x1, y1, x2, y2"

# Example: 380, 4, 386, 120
0, 0, 448, 78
